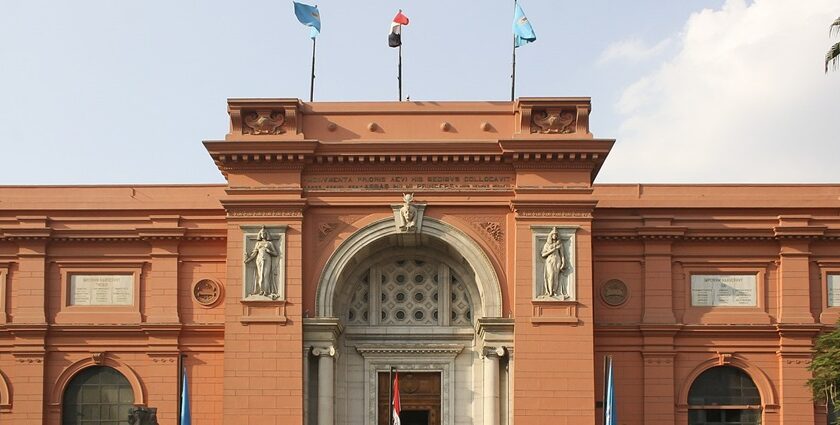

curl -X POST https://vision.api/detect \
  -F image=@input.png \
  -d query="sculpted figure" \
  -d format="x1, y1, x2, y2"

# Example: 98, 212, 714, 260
541, 227, 568, 299
243, 227, 279, 297
399, 193, 417, 232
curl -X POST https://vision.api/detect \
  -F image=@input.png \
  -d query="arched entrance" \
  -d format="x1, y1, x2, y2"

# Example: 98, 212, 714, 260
62, 366, 135, 425
688, 366, 762, 425
306, 218, 511, 425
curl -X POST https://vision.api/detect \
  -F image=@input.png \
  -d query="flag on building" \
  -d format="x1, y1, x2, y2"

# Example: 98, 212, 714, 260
293, 1, 321, 39
180, 365, 192, 425
392, 371, 402, 425
389, 10, 410, 48
512, 1, 536, 47
603, 355, 617, 425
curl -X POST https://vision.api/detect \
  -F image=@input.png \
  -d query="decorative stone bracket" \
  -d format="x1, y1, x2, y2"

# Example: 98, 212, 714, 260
516, 97, 591, 137
227, 98, 303, 140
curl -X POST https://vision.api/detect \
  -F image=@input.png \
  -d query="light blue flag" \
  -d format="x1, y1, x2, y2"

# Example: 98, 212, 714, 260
604, 356, 617, 425
180, 366, 191, 425
293, 1, 321, 39
512, 1, 536, 48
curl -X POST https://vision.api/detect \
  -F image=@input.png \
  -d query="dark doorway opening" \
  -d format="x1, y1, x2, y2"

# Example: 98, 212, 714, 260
400, 410, 430, 425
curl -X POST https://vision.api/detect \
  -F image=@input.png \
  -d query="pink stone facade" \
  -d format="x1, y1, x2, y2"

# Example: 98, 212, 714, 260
0, 98, 836, 425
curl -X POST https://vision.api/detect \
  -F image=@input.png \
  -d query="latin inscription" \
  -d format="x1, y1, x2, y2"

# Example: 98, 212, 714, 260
302, 174, 514, 191
70, 275, 134, 306
828, 274, 840, 307
691, 275, 757, 307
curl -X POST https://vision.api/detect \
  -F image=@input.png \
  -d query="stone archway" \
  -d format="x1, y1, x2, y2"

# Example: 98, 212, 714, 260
315, 217, 503, 320
306, 217, 510, 425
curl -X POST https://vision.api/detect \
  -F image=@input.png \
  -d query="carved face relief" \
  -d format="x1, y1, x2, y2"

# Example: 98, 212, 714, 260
531, 109, 576, 134
243, 110, 286, 135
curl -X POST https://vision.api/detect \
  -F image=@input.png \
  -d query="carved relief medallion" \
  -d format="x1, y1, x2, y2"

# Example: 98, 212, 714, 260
243, 110, 286, 135
600, 279, 629, 307
531, 109, 576, 134
193, 279, 223, 307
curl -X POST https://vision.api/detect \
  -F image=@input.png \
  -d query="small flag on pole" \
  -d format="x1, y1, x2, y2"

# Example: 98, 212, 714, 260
392, 371, 402, 425
180, 365, 192, 425
389, 10, 410, 48
512, 1, 536, 48
603, 355, 617, 425
293, 1, 321, 39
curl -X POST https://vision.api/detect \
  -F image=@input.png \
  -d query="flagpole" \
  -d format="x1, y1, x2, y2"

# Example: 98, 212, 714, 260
388, 366, 395, 425
178, 354, 185, 425
310, 37, 316, 102
398, 38, 403, 101
511, 0, 517, 101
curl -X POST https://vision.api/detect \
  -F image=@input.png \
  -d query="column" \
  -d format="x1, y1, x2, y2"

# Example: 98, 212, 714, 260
484, 346, 505, 425
313, 346, 336, 425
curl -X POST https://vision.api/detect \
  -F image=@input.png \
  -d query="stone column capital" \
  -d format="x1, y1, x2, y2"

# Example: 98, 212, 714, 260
482, 346, 507, 359
312, 345, 337, 358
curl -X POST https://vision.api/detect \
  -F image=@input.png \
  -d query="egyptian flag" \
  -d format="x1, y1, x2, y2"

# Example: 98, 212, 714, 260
392, 371, 402, 425
388, 10, 410, 48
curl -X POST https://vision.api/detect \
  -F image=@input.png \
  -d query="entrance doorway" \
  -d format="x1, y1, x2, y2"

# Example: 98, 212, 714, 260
378, 371, 441, 425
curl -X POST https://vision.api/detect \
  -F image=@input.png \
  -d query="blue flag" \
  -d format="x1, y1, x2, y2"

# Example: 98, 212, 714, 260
604, 356, 617, 425
512, 1, 536, 48
180, 366, 192, 425
293, 2, 321, 39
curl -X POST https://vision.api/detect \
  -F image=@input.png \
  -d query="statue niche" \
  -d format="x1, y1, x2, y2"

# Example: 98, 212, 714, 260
533, 226, 576, 301
242, 225, 286, 300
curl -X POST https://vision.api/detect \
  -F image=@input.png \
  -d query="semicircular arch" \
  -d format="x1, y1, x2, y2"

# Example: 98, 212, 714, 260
0, 369, 10, 412
316, 217, 503, 319
50, 357, 146, 407
677, 357, 779, 411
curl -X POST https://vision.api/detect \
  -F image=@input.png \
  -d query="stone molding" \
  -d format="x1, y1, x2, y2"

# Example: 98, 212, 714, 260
315, 217, 503, 319
50, 356, 147, 408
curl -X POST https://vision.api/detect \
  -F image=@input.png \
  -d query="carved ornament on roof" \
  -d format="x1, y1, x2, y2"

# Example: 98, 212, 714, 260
531, 109, 576, 134
243, 110, 286, 135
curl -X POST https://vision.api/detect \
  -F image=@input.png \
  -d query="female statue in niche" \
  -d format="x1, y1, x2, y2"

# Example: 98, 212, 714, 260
541, 227, 568, 299
243, 227, 280, 297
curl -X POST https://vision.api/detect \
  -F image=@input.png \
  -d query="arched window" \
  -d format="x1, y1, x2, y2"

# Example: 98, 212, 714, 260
688, 366, 761, 425
62, 366, 135, 425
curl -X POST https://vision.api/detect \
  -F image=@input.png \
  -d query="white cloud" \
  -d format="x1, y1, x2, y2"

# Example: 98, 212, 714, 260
599, 0, 840, 183
598, 38, 672, 65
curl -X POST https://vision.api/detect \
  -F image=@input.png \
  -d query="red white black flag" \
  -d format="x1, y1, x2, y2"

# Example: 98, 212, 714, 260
392, 371, 401, 425
389, 10, 410, 48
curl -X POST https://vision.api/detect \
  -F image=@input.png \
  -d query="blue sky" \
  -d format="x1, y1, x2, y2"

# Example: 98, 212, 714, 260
1, 0, 838, 184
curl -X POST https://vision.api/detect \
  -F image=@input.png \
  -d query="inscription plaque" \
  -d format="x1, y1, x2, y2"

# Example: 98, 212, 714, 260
70, 275, 134, 306
302, 174, 514, 192
690, 275, 757, 307
828, 274, 840, 307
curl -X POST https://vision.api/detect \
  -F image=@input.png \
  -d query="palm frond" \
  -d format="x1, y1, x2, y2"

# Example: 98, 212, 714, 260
827, 41, 840, 73
832, 16, 840, 37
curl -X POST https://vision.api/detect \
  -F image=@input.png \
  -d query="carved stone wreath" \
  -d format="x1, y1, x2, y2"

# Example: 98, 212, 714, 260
192, 279, 223, 307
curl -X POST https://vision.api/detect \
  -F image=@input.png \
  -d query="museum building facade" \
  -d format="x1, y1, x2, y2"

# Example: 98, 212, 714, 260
0, 97, 838, 425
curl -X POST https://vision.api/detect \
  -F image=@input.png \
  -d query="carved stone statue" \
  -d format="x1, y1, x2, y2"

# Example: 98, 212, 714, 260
531, 110, 576, 134
541, 227, 568, 299
243, 226, 280, 298
399, 193, 418, 232
127, 406, 158, 425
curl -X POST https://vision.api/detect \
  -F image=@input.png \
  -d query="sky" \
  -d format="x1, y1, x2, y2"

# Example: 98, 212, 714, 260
0, 0, 838, 185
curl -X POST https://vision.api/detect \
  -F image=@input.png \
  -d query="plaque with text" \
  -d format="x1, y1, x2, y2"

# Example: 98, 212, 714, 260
828, 274, 840, 307
70, 275, 134, 306
691, 275, 757, 307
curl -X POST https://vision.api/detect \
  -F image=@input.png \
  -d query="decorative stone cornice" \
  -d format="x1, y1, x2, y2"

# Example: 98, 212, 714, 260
354, 343, 464, 357
511, 200, 597, 219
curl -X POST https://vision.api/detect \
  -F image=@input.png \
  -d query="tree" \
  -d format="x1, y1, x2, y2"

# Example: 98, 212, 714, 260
809, 320, 840, 424
827, 17, 840, 72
